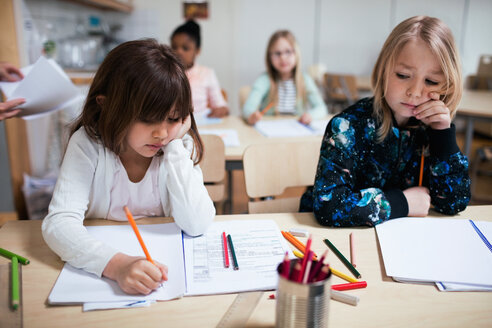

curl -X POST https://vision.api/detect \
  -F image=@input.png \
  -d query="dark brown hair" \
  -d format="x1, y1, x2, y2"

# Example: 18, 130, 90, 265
71, 38, 203, 163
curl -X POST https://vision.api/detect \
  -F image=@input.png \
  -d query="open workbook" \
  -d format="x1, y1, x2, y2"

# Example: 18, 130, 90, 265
376, 217, 492, 291
48, 220, 289, 304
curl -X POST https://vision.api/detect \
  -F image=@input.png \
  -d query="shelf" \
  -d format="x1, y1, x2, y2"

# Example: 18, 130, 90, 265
66, 0, 133, 13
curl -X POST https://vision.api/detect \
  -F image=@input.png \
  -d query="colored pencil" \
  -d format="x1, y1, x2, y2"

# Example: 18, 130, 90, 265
11, 256, 19, 310
332, 281, 367, 291
222, 232, 230, 268
0, 248, 30, 265
314, 264, 331, 282
260, 102, 273, 116
227, 234, 239, 270
349, 232, 356, 268
419, 145, 425, 186
123, 206, 156, 265
298, 235, 313, 282
302, 251, 314, 283
309, 249, 328, 282
330, 267, 359, 283
292, 249, 304, 259
281, 252, 290, 278
331, 290, 359, 306
281, 231, 318, 260
324, 238, 361, 278
290, 261, 302, 282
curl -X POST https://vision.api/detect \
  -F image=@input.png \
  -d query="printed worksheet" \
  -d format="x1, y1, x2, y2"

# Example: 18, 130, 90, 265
183, 220, 289, 295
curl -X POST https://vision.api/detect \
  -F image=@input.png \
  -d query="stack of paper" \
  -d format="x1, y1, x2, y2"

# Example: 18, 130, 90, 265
0, 56, 83, 119
48, 220, 290, 310
376, 217, 492, 291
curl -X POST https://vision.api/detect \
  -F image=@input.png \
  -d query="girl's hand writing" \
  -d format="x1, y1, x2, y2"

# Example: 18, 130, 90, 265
103, 253, 168, 295
403, 186, 431, 217
176, 114, 191, 139
298, 112, 312, 125
247, 111, 262, 125
413, 92, 451, 130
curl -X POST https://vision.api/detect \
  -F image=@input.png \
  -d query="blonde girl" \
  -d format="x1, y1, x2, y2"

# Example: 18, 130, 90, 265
243, 30, 327, 125
300, 16, 470, 226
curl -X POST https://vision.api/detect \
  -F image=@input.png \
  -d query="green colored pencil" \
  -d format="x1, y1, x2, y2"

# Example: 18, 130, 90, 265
227, 234, 239, 270
324, 238, 361, 279
11, 256, 19, 310
0, 248, 30, 265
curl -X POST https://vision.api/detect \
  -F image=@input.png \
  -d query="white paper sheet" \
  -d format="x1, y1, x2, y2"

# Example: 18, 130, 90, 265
48, 220, 290, 305
255, 119, 314, 137
199, 129, 240, 147
376, 218, 492, 287
48, 223, 186, 304
194, 109, 223, 126
0, 56, 83, 119
183, 220, 290, 296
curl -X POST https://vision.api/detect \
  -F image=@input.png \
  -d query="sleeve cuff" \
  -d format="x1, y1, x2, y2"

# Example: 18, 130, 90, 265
428, 124, 460, 159
385, 189, 408, 219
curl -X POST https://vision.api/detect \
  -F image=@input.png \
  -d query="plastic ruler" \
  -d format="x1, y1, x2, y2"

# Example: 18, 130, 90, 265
216, 291, 264, 328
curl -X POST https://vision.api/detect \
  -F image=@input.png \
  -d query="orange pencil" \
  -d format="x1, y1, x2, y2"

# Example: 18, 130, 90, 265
123, 206, 156, 265
281, 231, 318, 260
259, 102, 274, 116
418, 145, 425, 186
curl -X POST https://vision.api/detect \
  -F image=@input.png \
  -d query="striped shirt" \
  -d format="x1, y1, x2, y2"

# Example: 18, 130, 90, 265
277, 79, 296, 114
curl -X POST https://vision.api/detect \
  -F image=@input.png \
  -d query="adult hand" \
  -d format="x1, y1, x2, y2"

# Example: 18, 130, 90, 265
0, 62, 23, 82
403, 186, 431, 217
413, 92, 451, 130
176, 114, 191, 139
0, 98, 25, 120
208, 106, 229, 118
247, 111, 262, 125
103, 253, 168, 295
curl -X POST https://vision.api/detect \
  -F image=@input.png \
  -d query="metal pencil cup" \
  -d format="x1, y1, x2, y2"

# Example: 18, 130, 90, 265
275, 260, 331, 328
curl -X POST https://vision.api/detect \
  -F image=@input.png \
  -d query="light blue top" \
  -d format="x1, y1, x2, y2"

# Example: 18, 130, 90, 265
242, 72, 327, 119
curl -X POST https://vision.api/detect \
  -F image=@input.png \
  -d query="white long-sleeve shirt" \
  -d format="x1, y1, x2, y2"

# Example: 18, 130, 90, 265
42, 127, 215, 277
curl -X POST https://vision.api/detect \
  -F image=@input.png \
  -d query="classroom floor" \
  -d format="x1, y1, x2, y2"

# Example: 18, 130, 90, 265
1, 131, 491, 226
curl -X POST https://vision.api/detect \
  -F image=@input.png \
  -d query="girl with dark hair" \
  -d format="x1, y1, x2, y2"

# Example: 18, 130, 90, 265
171, 20, 229, 118
42, 39, 215, 295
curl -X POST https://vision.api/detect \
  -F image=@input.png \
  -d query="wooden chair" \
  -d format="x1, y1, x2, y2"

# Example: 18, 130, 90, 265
242, 140, 321, 214
200, 134, 226, 214
239, 85, 251, 111
323, 73, 359, 113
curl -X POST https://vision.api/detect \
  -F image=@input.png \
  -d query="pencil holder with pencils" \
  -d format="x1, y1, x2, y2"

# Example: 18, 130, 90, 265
275, 259, 331, 328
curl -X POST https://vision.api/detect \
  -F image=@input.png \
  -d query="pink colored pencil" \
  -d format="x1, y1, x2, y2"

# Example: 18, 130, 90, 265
350, 232, 356, 268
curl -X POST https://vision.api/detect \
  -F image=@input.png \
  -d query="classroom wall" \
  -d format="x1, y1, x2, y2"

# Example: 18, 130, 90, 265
1, 0, 491, 212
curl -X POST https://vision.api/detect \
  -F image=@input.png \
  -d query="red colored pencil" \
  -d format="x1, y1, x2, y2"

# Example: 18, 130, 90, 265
281, 252, 290, 278
332, 281, 367, 291
222, 232, 229, 268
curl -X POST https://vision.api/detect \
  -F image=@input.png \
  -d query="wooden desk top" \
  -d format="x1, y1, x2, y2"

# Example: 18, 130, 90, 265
199, 116, 332, 161
1, 206, 491, 327
458, 90, 492, 119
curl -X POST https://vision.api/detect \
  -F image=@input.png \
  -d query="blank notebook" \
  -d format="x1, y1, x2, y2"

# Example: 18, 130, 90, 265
376, 218, 492, 287
48, 220, 289, 304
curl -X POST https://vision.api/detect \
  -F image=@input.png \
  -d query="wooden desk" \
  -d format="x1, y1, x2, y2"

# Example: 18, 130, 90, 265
1, 206, 491, 327
457, 90, 492, 157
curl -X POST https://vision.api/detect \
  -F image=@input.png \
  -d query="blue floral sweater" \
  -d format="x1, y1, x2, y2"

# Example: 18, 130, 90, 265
300, 98, 470, 227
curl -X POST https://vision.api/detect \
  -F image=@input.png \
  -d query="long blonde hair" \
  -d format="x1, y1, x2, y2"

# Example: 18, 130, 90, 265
372, 16, 462, 141
265, 30, 306, 110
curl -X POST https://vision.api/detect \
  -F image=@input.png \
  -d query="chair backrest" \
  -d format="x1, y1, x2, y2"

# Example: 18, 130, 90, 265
200, 135, 226, 203
243, 140, 321, 214
323, 73, 359, 104
239, 85, 251, 111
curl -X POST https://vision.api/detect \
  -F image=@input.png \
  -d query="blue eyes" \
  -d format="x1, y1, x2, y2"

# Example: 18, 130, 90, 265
395, 73, 439, 86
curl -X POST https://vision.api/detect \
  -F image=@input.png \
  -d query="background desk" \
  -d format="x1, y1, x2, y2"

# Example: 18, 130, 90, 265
1, 206, 491, 327
457, 90, 492, 158
199, 116, 331, 211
